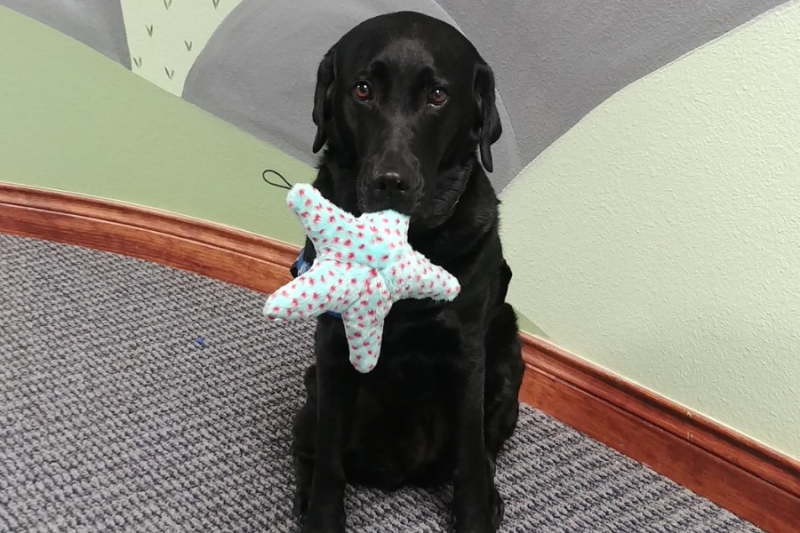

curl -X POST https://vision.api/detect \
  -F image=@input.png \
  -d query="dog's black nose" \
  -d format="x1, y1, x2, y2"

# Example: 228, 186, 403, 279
369, 171, 414, 212
374, 172, 411, 193
360, 164, 418, 214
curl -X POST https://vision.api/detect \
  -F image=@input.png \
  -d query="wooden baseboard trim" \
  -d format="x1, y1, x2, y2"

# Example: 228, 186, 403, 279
0, 183, 297, 295
2, 182, 798, 532
520, 340, 800, 533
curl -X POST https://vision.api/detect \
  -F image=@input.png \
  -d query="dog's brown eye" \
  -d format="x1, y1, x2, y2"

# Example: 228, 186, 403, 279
429, 88, 448, 105
354, 82, 371, 101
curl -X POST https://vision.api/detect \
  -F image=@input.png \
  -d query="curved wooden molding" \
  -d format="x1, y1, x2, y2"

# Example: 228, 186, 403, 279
0, 182, 297, 295
2, 182, 798, 532
521, 340, 800, 533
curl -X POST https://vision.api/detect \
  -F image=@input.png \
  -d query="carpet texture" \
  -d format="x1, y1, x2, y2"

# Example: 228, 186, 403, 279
0, 234, 762, 533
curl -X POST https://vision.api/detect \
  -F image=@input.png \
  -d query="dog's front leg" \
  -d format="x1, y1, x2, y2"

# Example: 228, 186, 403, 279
450, 344, 495, 533
302, 318, 358, 533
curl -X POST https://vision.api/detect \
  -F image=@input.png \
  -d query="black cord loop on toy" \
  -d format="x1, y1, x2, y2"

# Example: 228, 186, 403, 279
262, 169, 293, 190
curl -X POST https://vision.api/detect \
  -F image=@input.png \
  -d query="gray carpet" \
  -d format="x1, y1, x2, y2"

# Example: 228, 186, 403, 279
0, 233, 762, 533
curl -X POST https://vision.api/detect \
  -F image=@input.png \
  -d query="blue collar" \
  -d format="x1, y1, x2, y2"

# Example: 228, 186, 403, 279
294, 248, 342, 319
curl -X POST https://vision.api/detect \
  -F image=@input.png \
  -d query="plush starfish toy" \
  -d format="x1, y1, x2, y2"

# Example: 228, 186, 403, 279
263, 183, 461, 373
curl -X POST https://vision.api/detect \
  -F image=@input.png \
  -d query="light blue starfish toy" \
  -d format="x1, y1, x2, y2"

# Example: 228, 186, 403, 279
263, 183, 461, 373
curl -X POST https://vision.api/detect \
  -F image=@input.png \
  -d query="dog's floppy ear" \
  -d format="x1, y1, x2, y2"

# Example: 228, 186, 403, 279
474, 63, 502, 172
312, 49, 336, 154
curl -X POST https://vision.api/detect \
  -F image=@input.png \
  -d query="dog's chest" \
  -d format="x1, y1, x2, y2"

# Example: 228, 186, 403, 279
367, 351, 438, 404
363, 316, 460, 404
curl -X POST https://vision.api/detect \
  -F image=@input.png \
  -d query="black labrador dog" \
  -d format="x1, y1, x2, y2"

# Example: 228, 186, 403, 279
290, 11, 524, 533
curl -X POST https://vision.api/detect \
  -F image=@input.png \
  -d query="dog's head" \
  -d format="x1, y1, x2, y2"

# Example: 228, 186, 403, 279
311, 11, 501, 224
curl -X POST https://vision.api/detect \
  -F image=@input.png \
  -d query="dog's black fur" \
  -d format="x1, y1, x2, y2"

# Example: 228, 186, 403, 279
290, 11, 524, 533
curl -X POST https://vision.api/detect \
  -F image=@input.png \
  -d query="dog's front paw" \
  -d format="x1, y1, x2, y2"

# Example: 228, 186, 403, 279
489, 486, 505, 531
455, 493, 504, 533
299, 504, 346, 533
300, 524, 344, 533
455, 520, 495, 533
293, 489, 309, 519
300, 520, 345, 533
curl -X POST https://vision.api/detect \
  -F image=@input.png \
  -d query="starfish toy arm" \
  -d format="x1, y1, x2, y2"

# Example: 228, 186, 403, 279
288, 185, 358, 258
263, 260, 360, 320
388, 252, 461, 303
341, 275, 391, 373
